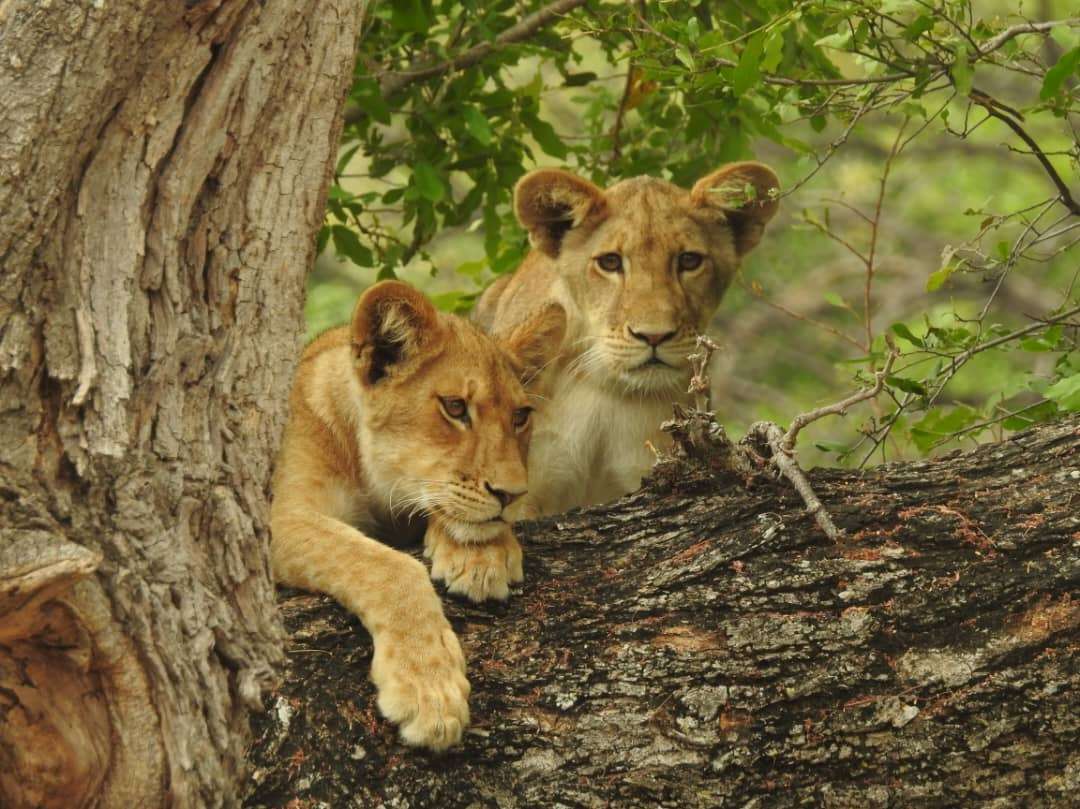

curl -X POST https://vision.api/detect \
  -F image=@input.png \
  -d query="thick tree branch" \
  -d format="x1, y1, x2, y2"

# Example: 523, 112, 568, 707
247, 415, 1080, 808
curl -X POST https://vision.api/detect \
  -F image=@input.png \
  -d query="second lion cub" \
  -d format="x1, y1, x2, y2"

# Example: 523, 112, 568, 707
271, 281, 565, 751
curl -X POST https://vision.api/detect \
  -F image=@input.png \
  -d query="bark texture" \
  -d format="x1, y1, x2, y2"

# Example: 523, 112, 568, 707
247, 415, 1080, 808
0, 2, 362, 806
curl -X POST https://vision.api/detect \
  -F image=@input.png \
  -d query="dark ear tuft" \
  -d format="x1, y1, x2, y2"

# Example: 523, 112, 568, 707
691, 162, 780, 257
514, 170, 608, 257
351, 281, 439, 385
498, 303, 568, 388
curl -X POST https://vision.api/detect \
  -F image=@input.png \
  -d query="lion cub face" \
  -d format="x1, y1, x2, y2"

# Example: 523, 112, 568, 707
515, 163, 779, 393
352, 282, 565, 543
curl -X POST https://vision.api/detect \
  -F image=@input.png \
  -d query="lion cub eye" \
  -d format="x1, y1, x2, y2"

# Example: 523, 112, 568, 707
677, 251, 705, 272
595, 253, 623, 273
512, 407, 532, 429
439, 396, 471, 425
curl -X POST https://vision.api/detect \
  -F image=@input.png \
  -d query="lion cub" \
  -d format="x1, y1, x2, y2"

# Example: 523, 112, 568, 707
270, 281, 565, 751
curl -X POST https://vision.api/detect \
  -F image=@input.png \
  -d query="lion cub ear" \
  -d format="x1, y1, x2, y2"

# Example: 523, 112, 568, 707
498, 303, 567, 388
691, 162, 780, 257
351, 281, 440, 385
515, 170, 608, 257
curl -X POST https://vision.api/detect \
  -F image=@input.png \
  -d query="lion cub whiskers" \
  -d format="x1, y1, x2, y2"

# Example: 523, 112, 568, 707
270, 281, 564, 751
475, 162, 780, 517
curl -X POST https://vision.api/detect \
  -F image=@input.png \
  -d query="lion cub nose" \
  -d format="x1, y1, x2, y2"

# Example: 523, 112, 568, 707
627, 327, 676, 347
484, 481, 526, 509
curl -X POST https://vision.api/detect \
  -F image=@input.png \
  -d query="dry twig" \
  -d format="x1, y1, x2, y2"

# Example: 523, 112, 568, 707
666, 334, 900, 541
744, 341, 899, 541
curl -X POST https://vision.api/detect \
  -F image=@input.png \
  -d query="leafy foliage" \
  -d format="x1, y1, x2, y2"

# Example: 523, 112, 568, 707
313, 0, 1079, 465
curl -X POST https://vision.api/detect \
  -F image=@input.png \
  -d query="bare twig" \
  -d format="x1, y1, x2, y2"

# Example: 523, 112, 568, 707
742, 342, 900, 541
745, 421, 845, 541
969, 87, 1080, 216
744, 279, 865, 351
926, 304, 1080, 409
782, 344, 900, 452
610, 67, 637, 162
687, 335, 721, 412
671, 330, 901, 542
865, 123, 907, 353
976, 17, 1079, 56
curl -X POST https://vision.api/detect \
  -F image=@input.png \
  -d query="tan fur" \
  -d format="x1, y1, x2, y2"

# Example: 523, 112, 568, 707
475, 163, 780, 516
270, 281, 564, 751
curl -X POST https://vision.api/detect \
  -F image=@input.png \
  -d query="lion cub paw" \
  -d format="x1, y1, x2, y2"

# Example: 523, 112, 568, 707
370, 617, 471, 752
424, 526, 524, 603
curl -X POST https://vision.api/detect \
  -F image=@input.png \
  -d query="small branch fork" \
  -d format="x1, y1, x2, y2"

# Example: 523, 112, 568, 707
745, 341, 899, 541
664, 336, 900, 542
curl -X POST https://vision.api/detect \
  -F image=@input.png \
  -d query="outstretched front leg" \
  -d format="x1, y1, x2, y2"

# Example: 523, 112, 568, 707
424, 517, 524, 603
272, 492, 470, 751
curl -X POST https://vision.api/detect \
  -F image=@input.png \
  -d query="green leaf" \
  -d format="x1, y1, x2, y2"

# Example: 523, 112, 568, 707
462, 107, 494, 145
1003, 401, 1058, 431
910, 405, 979, 451
732, 31, 764, 95
815, 29, 852, 50
430, 290, 478, 314
903, 14, 934, 41
951, 42, 972, 96
1050, 25, 1078, 51
1044, 373, 1080, 411
563, 71, 597, 87
413, 162, 445, 203
686, 17, 701, 43
331, 225, 373, 267
524, 115, 568, 159
1019, 326, 1063, 352
890, 323, 925, 347
887, 375, 929, 396
1040, 46, 1080, 100
761, 29, 785, 72
926, 267, 953, 292
335, 143, 361, 175
391, 0, 429, 33
675, 46, 695, 71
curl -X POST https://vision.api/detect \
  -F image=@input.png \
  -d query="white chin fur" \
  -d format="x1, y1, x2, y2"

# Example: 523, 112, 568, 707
440, 518, 508, 544
617, 364, 686, 394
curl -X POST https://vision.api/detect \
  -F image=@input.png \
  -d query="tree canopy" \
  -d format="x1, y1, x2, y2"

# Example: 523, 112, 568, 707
310, 0, 1077, 467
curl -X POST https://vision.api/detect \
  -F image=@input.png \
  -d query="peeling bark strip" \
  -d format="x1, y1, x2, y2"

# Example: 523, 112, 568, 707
248, 416, 1080, 808
0, 2, 363, 806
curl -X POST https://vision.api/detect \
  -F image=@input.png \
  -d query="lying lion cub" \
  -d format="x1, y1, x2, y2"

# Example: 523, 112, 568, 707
270, 281, 565, 751
474, 162, 780, 517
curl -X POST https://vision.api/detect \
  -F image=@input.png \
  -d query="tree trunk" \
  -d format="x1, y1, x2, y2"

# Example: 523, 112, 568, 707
246, 415, 1080, 808
0, 3, 361, 807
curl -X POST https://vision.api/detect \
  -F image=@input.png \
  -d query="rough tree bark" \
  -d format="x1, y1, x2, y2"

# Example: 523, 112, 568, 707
247, 415, 1079, 808
0, 3, 362, 806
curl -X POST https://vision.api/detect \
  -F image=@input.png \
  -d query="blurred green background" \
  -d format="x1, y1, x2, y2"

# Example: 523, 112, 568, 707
307, 0, 1079, 468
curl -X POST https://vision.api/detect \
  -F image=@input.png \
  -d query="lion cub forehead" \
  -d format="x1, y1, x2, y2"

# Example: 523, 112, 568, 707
434, 326, 525, 404
605, 175, 690, 206
600, 177, 718, 236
